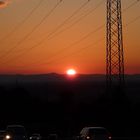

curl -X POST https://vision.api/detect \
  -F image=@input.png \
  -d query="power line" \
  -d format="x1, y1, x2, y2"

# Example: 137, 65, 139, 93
40, 0, 91, 41
1, 0, 103, 61
0, 0, 44, 42
34, 38, 104, 66
4, 0, 137, 64
12, 38, 105, 68
1, 12, 140, 68
0, 24, 105, 66
0, 0, 140, 68
123, 0, 140, 12
0, 0, 90, 63
45, 0, 104, 40
14, 14, 140, 69
47, 25, 104, 59
49, 14, 140, 66
0, 0, 96, 63
48, 0, 131, 41
125, 15, 140, 27
21, 0, 92, 51
53, 0, 138, 40
0, 0, 63, 61
1, 0, 137, 66
17, 0, 91, 53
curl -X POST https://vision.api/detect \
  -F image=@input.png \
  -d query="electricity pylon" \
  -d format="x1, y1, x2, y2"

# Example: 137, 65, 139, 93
106, 0, 125, 90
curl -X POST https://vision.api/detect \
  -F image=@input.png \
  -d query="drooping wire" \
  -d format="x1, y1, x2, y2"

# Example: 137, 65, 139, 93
41, 0, 91, 41
18, 14, 140, 69
3, 12, 140, 70
18, 0, 91, 52
14, 16, 140, 68
123, 0, 140, 12
0, 0, 103, 64
1, 0, 140, 69
3, 0, 137, 66
1, 24, 104, 64
0, 0, 44, 42
0, 0, 93, 64
0, 0, 63, 60
124, 15, 140, 27
13, 38, 105, 68
47, 0, 105, 40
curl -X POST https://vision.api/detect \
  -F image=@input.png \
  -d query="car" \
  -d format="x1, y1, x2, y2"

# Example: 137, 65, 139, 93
79, 127, 111, 140
29, 134, 41, 140
0, 130, 6, 140
47, 134, 58, 140
4, 125, 27, 140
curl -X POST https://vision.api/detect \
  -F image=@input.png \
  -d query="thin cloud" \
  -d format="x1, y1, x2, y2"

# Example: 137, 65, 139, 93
0, 0, 11, 8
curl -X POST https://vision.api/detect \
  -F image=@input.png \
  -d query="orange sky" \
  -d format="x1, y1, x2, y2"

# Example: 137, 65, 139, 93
0, 0, 140, 74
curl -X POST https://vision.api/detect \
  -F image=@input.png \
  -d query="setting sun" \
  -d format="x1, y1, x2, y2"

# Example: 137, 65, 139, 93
66, 69, 77, 76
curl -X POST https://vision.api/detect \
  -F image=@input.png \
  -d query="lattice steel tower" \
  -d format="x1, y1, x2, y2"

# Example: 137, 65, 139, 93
106, 0, 124, 89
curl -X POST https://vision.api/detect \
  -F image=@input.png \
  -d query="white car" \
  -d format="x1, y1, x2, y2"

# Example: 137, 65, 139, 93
79, 127, 111, 140
4, 125, 27, 140
29, 134, 41, 140
47, 134, 58, 140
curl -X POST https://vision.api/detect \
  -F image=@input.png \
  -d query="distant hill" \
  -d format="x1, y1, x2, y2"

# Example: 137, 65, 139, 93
0, 74, 140, 102
0, 73, 140, 84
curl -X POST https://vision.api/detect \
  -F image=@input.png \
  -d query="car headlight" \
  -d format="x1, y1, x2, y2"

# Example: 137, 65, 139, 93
86, 136, 90, 140
5, 135, 11, 140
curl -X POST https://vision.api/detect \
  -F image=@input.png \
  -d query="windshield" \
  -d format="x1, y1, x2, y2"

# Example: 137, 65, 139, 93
7, 127, 26, 135
88, 129, 108, 135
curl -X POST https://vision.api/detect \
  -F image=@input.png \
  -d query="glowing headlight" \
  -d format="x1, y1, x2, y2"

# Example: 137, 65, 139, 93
6, 135, 11, 140
86, 136, 90, 140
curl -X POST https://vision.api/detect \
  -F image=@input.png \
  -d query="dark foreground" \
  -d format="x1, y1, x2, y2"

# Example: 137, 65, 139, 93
0, 74, 140, 138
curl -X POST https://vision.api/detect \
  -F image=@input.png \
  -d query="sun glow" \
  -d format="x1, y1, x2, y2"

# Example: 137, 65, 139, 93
66, 69, 76, 76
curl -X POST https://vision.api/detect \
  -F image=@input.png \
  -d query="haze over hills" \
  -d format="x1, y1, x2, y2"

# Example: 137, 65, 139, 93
0, 73, 140, 83
0, 73, 140, 102
0, 73, 106, 83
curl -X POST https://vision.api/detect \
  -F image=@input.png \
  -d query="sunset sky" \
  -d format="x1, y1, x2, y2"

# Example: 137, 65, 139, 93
0, 0, 140, 74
